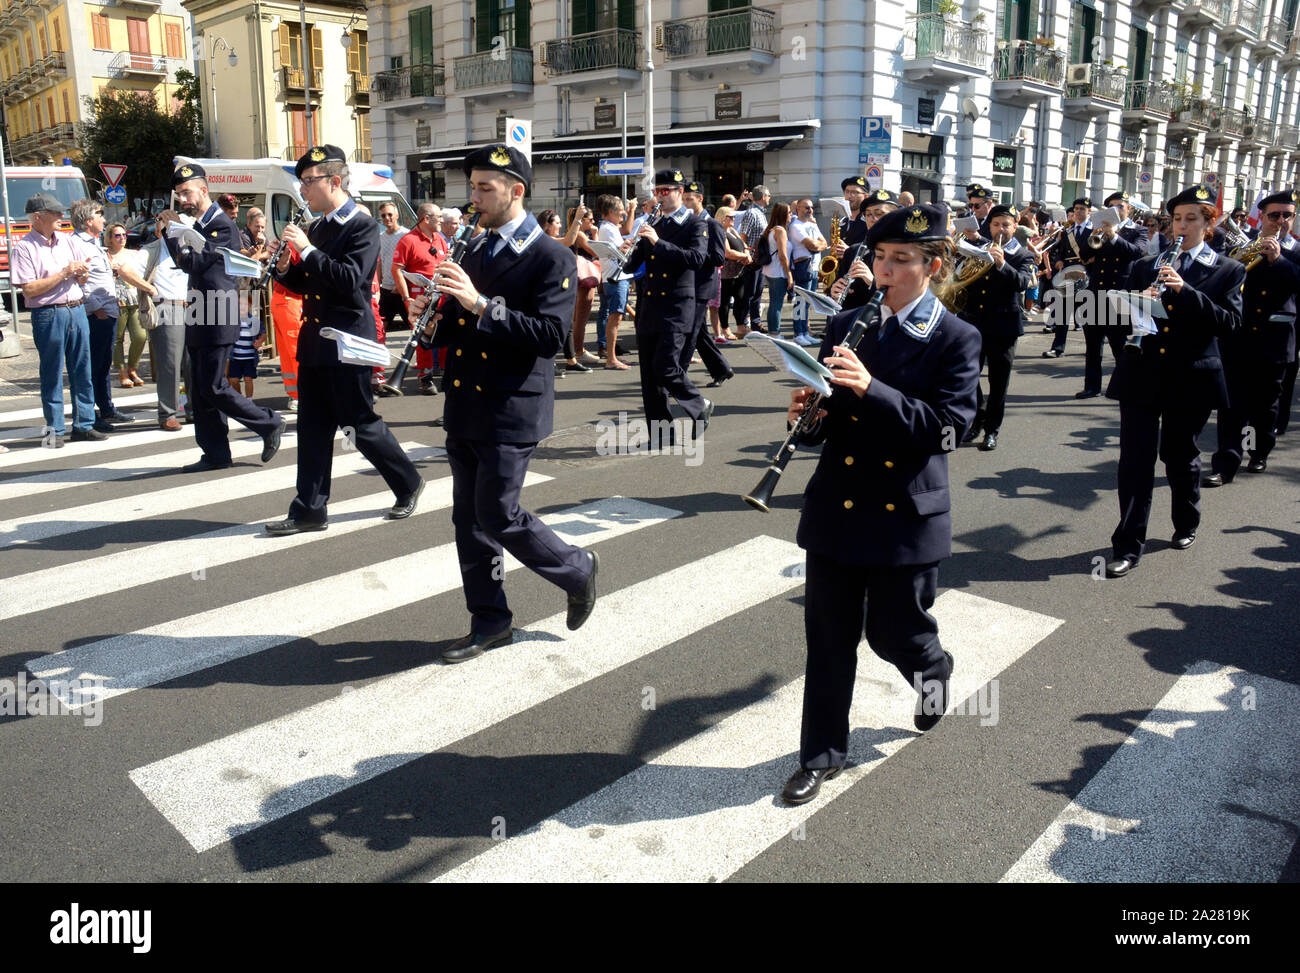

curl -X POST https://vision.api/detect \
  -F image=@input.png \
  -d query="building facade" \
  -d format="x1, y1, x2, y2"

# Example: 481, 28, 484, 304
367, 1, 1300, 215
0, 0, 194, 167
183, 0, 370, 163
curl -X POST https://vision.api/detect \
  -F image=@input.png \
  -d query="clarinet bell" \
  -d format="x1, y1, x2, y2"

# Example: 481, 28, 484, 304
742, 466, 782, 512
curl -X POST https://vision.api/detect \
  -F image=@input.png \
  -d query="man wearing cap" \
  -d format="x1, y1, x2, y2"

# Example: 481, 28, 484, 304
1205, 188, 1300, 485
780, 202, 981, 805
622, 168, 714, 440
1074, 200, 1144, 399
9, 193, 97, 445
163, 162, 284, 472
682, 180, 734, 384
828, 189, 899, 311
835, 177, 870, 254
409, 144, 598, 662
1043, 197, 1094, 358
966, 183, 996, 240
262, 145, 423, 535
1103, 191, 1145, 246
958, 204, 1037, 451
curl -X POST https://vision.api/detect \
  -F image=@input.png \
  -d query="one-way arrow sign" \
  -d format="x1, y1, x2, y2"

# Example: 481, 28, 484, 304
100, 164, 127, 188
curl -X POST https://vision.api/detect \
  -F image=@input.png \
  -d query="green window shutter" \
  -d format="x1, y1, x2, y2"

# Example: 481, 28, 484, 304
618, 0, 635, 32
517, 0, 531, 48
573, 0, 591, 36
476, 0, 492, 51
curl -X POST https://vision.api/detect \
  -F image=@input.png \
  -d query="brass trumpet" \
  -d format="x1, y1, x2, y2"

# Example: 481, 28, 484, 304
1223, 217, 1268, 272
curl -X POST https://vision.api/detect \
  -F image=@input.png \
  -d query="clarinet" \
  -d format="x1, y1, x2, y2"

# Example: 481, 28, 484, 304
379, 214, 481, 397
259, 204, 312, 289
743, 289, 886, 512
1125, 234, 1183, 355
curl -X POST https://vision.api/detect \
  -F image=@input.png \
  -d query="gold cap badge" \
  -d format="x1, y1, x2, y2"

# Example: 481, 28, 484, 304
310, 147, 325, 162
904, 208, 929, 234
1196, 186, 1210, 200
673, 170, 683, 182
179, 165, 193, 177
490, 146, 512, 166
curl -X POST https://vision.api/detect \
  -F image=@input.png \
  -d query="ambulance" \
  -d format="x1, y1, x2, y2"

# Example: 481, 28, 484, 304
0, 164, 91, 293
171, 156, 418, 236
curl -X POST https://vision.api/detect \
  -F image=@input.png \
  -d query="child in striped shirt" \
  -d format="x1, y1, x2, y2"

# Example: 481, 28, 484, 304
227, 291, 266, 398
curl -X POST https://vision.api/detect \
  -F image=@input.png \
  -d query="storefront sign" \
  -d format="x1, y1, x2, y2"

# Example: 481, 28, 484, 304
595, 103, 617, 130
993, 146, 1017, 173
715, 91, 742, 120
918, 99, 935, 126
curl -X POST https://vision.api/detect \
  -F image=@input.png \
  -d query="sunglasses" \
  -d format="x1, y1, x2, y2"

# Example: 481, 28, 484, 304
110, 232, 126, 238
1265, 211, 1295, 220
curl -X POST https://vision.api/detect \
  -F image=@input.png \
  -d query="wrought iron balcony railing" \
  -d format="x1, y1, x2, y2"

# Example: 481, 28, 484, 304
1171, 94, 1214, 128
1208, 105, 1248, 136
453, 47, 533, 90
1226, 0, 1264, 35
1065, 63, 1127, 102
543, 27, 639, 75
993, 42, 1065, 87
1124, 79, 1176, 115
107, 51, 168, 76
904, 13, 988, 69
660, 5, 778, 59
373, 63, 446, 102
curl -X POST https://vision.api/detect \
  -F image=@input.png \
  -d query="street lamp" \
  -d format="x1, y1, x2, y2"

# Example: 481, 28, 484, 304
206, 34, 238, 156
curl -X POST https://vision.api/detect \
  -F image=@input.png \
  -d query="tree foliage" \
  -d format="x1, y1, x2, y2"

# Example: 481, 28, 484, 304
77, 72, 204, 212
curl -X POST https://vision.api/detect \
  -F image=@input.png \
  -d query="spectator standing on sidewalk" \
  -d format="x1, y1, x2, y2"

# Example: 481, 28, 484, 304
71, 198, 134, 432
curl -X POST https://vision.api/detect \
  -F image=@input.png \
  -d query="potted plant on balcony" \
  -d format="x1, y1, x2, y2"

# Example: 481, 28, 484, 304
937, 0, 961, 20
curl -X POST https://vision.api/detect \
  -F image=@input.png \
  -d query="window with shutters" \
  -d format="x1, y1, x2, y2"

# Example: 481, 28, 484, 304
53, 18, 63, 52
289, 109, 315, 158
356, 111, 371, 161
1173, 32, 1189, 83
46, 95, 55, 127
127, 18, 150, 70
998, 0, 1034, 42
165, 22, 183, 60
25, 36, 34, 66
409, 7, 434, 94
90, 14, 111, 51
1131, 27, 1148, 81
572, 0, 633, 35
62, 89, 72, 123
35, 101, 41, 130
1068, 0, 1098, 66
475, 0, 530, 50
38, 26, 47, 58
346, 29, 368, 75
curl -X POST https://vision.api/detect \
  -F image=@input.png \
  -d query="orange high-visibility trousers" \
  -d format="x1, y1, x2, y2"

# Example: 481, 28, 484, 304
271, 284, 303, 400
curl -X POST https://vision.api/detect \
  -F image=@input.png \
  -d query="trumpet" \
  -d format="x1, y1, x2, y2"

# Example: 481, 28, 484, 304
1088, 224, 1112, 248
1224, 218, 1270, 272
1027, 223, 1067, 257
1219, 216, 1252, 251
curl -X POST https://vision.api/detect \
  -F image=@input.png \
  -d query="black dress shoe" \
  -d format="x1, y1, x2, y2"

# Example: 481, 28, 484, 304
781, 766, 842, 805
442, 627, 512, 663
102, 410, 135, 423
1105, 555, 1139, 578
914, 651, 954, 731
1171, 532, 1196, 551
1074, 388, 1101, 399
92, 419, 116, 433
696, 398, 714, 434
565, 361, 592, 373
71, 427, 109, 442
265, 518, 328, 537
387, 479, 425, 520
566, 550, 599, 631
705, 372, 734, 389
1042, 349, 1064, 358
1202, 472, 1226, 488
980, 432, 998, 451
1246, 458, 1268, 473
261, 421, 284, 463
181, 456, 233, 472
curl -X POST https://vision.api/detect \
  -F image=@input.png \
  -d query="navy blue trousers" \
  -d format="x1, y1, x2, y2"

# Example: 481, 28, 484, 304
188, 343, 281, 464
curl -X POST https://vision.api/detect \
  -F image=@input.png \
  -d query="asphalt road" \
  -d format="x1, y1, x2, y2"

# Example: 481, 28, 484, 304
0, 321, 1297, 884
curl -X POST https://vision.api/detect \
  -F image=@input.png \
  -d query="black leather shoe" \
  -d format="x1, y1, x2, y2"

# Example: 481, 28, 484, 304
781, 766, 842, 806
103, 410, 135, 423
265, 518, 328, 537
181, 456, 233, 472
261, 421, 284, 463
1171, 532, 1196, 551
1202, 472, 1226, 488
980, 432, 998, 451
387, 479, 425, 520
1105, 555, 1139, 578
566, 551, 599, 631
914, 651, 953, 731
71, 427, 109, 441
1042, 349, 1064, 358
706, 372, 734, 389
1074, 388, 1101, 399
565, 361, 592, 373
1246, 458, 1268, 473
442, 627, 512, 663
962, 424, 982, 444
696, 398, 714, 435
91, 419, 116, 433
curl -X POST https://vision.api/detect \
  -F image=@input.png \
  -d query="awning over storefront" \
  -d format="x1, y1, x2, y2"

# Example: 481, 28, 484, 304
420, 119, 820, 169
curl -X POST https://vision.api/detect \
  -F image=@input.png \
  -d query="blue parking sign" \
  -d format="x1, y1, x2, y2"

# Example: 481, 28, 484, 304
859, 116, 891, 165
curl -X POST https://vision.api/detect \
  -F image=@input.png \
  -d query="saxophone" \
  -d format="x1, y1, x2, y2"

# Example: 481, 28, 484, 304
818, 210, 842, 290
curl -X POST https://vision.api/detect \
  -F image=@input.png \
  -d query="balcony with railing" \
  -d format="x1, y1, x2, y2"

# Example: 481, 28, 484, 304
1277, 123, 1300, 152
1265, 18, 1290, 50
1122, 79, 1176, 122
1181, 0, 1233, 25
349, 146, 372, 163
1063, 62, 1127, 117
659, 5, 778, 74
453, 47, 533, 96
1168, 92, 1214, 131
345, 71, 369, 104
1243, 115, 1276, 147
279, 65, 324, 96
39, 121, 75, 147
991, 41, 1065, 104
107, 51, 169, 78
1284, 27, 1300, 65
542, 28, 640, 88
372, 62, 445, 113
1265, 116, 1289, 152
1221, 0, 1264, 42
902, 14, 987, 83
1206, 105, 1248, 142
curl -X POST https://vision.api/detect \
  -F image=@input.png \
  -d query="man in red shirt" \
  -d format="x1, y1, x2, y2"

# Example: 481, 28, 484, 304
391, 202, 449, 394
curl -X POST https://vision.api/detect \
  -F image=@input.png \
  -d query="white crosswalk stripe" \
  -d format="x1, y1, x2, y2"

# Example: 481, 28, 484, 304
1001, 661, 1300, 883
0, 419, 297, 471
2, 472, 549, 623
0, 390, 159, 425
435, 591, 1063, 882
129, 534, 796, 853
0, 440, 434, 547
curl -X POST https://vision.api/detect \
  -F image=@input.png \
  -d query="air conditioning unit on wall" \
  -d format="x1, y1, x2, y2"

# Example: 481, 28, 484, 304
1067, 63, 1093, 85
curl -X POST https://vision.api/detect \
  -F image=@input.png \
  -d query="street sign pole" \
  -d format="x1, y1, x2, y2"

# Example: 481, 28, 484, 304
621, 91, 628, 201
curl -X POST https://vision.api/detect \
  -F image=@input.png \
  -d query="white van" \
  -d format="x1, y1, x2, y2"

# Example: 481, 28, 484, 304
171, 156, 418, 237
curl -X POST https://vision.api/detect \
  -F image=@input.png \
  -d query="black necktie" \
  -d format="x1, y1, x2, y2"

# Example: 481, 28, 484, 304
482, 230, 502, 265
1177, 252, 1191, 274
881, 315, 899, 341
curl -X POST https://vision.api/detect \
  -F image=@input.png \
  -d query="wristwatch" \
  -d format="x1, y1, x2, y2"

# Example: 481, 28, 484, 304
472, 295, 489, 316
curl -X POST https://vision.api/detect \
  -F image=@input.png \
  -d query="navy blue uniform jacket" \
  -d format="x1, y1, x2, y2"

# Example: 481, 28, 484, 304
1107, 246, 1245, 410
164, 204, 242, 348
959, 238, 1036, 340
694, 216, 726, 303
273, 199, 381, 367
1083, 235, 1144, 293
432, 213, 577, 443
796, 291, 981, 567
1230, 240, 1300, 364
623, 206, 709, 329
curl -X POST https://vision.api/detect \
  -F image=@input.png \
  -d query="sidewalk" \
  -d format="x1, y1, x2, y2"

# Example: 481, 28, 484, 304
0, 310, 39, 408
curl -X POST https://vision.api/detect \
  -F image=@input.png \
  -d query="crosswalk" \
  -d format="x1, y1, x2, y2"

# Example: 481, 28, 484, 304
2, 399, 1296, 884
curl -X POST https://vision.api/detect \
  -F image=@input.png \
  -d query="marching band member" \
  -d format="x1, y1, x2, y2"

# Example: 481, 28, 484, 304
1104, 184, 1244, 578
1043, 197, 1093, 358
265, 145, 424, 536
413, 145, 599, 662
1104, 191, 1146, 246
1075, 197, 1144, 399
834, 176, 870, 257
828, 189, 901, 310
1205, 189, 1300, 485
682, 181, 734, 384
958, 204, 1037, 451
780, 203, 981, 805
966, 183, 996, 240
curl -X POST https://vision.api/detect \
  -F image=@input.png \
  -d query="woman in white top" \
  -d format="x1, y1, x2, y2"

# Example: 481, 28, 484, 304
760, 202, 794, 337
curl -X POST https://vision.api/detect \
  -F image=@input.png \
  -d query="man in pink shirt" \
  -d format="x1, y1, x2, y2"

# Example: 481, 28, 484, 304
9, 193, 100, 446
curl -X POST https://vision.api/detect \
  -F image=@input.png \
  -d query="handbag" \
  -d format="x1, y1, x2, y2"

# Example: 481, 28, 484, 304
575, 254, 601, 289
137, 244, 162, 331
